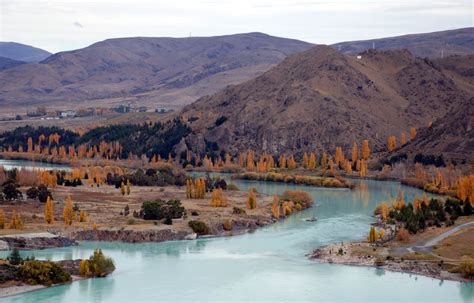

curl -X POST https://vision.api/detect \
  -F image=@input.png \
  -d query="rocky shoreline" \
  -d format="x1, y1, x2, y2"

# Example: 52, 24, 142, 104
0, 233, 77, 251
0, 260, 85, 298
308, 242, 472, 282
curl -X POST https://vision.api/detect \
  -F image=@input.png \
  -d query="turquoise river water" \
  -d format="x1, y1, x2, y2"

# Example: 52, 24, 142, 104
0, 174, 473, 302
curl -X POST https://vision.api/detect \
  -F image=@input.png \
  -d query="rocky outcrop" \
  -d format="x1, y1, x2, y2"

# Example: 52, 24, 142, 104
70, 228, 191, 243
0, 233, 77, 250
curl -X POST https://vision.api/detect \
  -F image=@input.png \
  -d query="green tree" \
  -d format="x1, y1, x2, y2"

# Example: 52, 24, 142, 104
9, 248, 23, 265
464, 197, 472, 216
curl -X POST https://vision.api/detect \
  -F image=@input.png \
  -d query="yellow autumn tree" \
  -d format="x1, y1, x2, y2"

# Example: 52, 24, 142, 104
120, 181, 125, 196
63, 194, 74, 226
302, 153, 309, 169
279, 154, 287, 169
334, 147, 344, 167
393, 190, 405, 210
368, 226, 378, 243
410, 127, 417, 141
308, 152, 316, 170
271, 195, 280, 219
0, 209, 4, 229
361, 140, 370, 160
79, 210, 87, 222
126, 179, 131, 195
79, 259, 90, 276
287, 155, 297, 170
209, 188, 227, 207
400, 132, 407, 146
246, 190, 257, 209
44, 196, 54, 224
9, 210, 23, 229
387, 136, 397, 152
359, 159, 367, 177
321, 152, 328, 170
351, 143, 358, 163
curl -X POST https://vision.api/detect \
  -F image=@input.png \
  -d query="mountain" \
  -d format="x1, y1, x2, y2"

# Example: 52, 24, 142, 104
0, 33, 312, 109
0, 42, 51, 62
0, 57, 25, 71
398, 98, 474, 161
332, 28, 474, 58
179, 46, 473, 158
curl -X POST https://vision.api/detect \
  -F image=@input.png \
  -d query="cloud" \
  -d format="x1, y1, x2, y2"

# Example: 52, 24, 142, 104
73, 21, 83, 28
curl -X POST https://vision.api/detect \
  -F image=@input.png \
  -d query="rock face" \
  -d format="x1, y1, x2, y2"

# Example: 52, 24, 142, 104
180, 45, 473, 158
0, 234, 77, 250
70, 228, 191, 243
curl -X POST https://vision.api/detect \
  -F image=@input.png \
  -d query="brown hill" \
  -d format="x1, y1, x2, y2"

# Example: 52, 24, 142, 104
398, 97, 474, 161
180, 46, 473, 157
332, 28, 474, 58
0, 33, 311, 111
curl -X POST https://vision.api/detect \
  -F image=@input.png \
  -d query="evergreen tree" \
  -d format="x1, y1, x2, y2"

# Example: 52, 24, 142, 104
464, 198, 473, 216
8, 248, 22, 265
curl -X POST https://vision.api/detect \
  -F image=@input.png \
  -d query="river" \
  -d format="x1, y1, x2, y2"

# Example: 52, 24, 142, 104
1, 171, 473, 302
0, 159, 70, 171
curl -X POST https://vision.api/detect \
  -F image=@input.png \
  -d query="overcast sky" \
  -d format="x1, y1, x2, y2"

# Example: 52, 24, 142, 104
0, 0, 472, 53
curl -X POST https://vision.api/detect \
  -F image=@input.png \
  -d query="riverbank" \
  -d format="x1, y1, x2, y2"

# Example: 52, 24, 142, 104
0, 232, 77, 251
232, 171, 354, 189
308, 216, 474, 282
0, 275, 86, 298
0, 183, 307, 246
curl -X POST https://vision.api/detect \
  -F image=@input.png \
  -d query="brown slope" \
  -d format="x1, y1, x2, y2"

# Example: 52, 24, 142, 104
332, 28, 474, 58
398, 98, 474, 161
180, 45, 472, 156
0, 33, 312, 110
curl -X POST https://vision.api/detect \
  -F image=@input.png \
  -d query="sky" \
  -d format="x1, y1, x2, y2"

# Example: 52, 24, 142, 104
0, 0, 472, 53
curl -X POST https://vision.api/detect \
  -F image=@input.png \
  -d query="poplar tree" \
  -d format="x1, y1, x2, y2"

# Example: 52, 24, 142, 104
302, 153, 309, 169
0, 209, 4, 229
63, 195, 74, 226
271, 195, 280, 219
308, 152, 316, 170
410, 127, 417, 141
246, 190, 257, 209
126, 179, 131, 195
351, 143, 358, 163
120, 181, 125, 196
45, 196, 54, 224
361, 140, 370, 160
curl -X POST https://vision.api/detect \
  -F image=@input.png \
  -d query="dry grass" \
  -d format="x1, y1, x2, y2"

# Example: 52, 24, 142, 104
433, 227, 474, 260
0, 184, 275, 236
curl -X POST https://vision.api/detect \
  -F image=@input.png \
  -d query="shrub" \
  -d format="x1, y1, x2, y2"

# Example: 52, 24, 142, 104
459, 256, 474, 278
37, 184, 52, 203
140, 199, 185, 220
188, 220, 210, 235
281, 190, 313, 208
191, 211, 199, 216
1, 180, 22, 201
19, 260, 71, 286
226, 183, 240, 191
396, 228, 410, 242
88, 249, 115, 277
223, 219, 233, 231
164, 216, 173, 225
26, 187, 39, 200
232, 206, 246, 215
